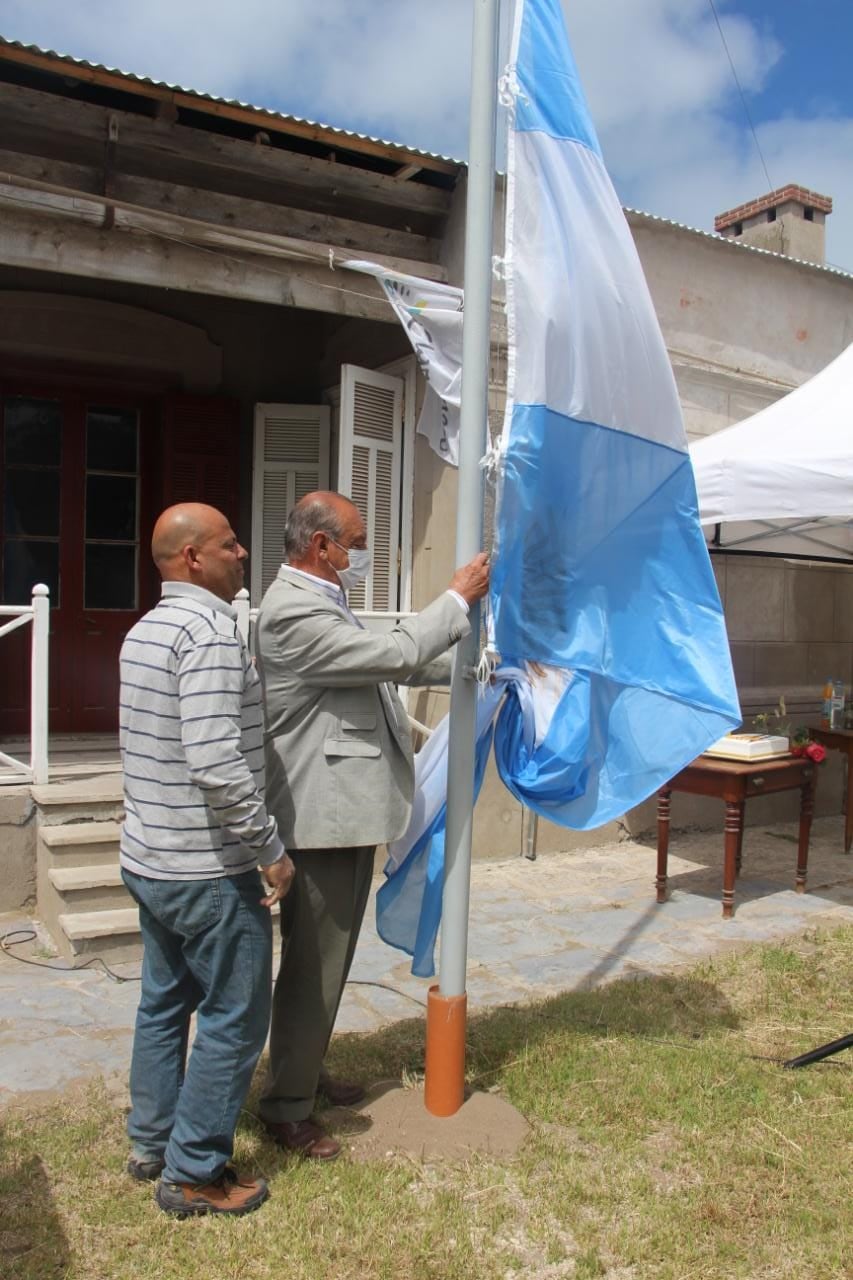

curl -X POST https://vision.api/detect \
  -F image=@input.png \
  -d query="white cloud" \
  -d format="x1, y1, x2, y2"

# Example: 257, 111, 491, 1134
0, 0, 472, 154
564, 0, 853, 271
0, 0, 850, 267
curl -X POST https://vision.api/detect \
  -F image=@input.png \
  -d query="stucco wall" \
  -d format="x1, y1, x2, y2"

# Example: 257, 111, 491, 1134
0, 788, 36, 912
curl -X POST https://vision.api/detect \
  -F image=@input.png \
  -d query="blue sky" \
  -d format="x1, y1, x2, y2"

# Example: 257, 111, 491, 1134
1, 0, 851, 270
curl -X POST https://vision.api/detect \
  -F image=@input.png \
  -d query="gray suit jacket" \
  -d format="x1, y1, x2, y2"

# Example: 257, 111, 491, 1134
256, 568, 470, 849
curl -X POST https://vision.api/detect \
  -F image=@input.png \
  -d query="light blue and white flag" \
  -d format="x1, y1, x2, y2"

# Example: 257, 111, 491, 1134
377, 680, 503, 977
376, 0, 740, 975
490, 0, 740, 827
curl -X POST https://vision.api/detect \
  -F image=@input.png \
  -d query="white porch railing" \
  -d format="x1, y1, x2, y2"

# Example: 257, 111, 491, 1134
0, 584, 50, 784
232, 588, 432, 738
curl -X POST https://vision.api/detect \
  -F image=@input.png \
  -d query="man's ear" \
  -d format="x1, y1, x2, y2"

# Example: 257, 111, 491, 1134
311, 530, 330, 560
182, 542, 201, 573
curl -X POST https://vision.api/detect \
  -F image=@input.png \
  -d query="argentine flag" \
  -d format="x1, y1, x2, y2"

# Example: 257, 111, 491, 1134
490, 0, 740, 827
376, 0, 740, 976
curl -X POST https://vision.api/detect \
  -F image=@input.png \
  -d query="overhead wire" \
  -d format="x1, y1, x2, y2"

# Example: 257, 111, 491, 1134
707, 0, 774, 193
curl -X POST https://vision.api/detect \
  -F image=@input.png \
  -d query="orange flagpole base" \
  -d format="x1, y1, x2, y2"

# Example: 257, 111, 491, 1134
424, 985, 467, 1117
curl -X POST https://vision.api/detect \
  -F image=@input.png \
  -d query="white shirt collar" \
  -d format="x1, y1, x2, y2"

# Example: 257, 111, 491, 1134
281, 564, 345, 604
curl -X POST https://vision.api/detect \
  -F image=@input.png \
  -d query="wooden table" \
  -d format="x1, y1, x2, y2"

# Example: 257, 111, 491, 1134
656, 754, 817, 918
810, 726, 853, 853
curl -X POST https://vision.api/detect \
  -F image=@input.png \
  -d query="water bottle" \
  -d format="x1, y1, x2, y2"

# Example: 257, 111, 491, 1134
831, 680, 846, 730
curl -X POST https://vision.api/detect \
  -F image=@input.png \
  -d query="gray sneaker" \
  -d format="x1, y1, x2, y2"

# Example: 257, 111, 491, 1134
127, 1154, 165, 1182
155, 1171, 269, 1218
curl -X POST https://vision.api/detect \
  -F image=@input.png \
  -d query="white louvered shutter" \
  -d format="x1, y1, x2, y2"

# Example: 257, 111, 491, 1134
251, 404, 330, 603
337, 365, 404, 612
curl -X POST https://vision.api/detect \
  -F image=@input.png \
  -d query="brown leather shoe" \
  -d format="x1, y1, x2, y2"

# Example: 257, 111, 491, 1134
265, 1118, 341, 1161
155, 1171, 269, 1218
317, 1077, 366, 1108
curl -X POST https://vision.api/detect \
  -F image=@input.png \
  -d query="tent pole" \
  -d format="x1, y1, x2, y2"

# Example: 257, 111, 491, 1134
423, 0, 500, 1118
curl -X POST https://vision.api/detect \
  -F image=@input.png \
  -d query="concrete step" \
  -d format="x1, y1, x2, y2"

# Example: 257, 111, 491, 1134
32, 776, 124, 826
37, 818, 127, 957
47, 863, 130, 912
39, 819, 123, 867
48, 864, 124, 891
58, 907, 141, 963
56, 898, 279, 965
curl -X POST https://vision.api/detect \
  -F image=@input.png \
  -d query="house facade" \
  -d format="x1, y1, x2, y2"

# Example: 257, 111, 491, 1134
0, 37, 461, 740
0, 37, 851, 889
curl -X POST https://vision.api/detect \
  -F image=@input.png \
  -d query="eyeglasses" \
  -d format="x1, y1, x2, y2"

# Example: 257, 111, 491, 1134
327, 535, 367, 553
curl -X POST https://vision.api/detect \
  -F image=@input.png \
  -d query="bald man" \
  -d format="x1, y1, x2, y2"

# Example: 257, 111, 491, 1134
255, 491, 489, 1159
119, 503, 294, 1218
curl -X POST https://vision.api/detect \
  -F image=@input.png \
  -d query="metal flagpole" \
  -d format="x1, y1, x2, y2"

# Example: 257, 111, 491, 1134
424, 0, 501, 1118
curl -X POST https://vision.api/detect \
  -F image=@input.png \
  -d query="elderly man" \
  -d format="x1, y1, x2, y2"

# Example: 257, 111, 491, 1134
119, 503, 294, 1217
255, 490, 489, 1159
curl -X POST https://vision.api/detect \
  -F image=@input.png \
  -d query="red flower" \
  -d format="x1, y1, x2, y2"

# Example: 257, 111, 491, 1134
805, 742, 827, 763
790, 744, 806, 757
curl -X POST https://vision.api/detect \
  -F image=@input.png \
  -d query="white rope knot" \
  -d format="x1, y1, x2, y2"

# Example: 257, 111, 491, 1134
476, 645, 499, 685
479, 443, 503, 482
492, 255, 507, 281
328, 248, 335, 270
498, 66, 523, 110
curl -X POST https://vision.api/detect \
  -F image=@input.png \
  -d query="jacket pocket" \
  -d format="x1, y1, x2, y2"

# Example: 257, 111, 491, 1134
339, 713, 377, 731
324, 738, 382, 758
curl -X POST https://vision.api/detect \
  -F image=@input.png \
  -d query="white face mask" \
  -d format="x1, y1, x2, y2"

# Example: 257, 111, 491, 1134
331, 540, 371, 591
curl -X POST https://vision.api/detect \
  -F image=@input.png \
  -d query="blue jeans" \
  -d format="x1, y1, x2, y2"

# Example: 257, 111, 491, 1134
121, 869, 272, 1186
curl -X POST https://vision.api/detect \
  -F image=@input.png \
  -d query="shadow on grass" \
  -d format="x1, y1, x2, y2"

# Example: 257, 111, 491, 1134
241, 963, 740, 1172
248, 963, 741, 1126
0, 1124, 70, 1280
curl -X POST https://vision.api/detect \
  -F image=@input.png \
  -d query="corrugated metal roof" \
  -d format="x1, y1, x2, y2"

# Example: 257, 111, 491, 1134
0, 35, 464, 166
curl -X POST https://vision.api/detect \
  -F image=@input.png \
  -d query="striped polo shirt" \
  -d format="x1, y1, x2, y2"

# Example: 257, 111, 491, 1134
119, 581, 284, 880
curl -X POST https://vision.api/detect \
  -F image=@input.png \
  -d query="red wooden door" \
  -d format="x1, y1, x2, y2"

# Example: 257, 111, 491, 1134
0, 387, 240, 736
67, 396, 157, 733
0, 392, 65, 736
0, 385, 157, 736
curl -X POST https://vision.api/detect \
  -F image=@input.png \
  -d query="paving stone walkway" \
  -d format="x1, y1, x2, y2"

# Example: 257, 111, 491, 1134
2, 815, 852, 1103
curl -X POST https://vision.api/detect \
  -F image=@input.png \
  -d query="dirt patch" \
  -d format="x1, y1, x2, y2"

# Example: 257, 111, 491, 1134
338, 1082, 529, 1162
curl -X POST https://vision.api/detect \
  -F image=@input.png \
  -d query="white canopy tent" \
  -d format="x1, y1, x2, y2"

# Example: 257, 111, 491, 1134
690, 343, 853, 562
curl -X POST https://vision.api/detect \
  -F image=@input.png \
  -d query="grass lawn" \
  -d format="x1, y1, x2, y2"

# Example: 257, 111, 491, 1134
1, 924, 851, 1280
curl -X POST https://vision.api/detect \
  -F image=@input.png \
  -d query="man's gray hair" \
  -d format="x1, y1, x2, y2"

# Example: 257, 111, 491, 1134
283, 497, 346, 561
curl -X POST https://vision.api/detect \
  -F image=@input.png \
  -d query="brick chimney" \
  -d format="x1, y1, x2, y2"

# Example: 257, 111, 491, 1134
715, 184, 832, 265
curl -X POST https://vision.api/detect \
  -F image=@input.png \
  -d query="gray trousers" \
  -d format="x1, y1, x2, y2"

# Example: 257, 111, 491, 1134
260, 845, 374, 1124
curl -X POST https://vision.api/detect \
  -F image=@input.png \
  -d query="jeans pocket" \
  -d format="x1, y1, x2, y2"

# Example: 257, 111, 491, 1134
232, 868, 265, 904
153, 878, 223, 940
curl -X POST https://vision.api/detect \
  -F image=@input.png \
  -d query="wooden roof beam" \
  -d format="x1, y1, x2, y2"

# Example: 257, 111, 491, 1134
0, 42, 461, 177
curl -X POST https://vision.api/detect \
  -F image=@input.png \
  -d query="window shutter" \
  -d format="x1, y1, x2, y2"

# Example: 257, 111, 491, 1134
161, 394, 241, 519
337, 366, 403, 612
251, 404, 330, 602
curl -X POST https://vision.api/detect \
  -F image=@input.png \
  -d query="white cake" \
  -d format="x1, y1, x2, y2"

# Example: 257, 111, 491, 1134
705, 733, 790, 761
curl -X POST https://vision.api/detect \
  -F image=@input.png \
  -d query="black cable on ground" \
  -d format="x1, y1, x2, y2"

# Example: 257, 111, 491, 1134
0, 928, 140, 984
0, 931, 427, 1004
344, 979, 426, 1008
